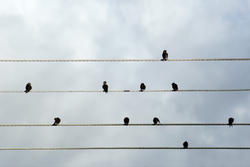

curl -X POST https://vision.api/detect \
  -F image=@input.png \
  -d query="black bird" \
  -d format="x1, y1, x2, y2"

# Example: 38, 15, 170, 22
24, 83, 32, 93
228, 117, 234, 127
183, 141, 188, 149
102, 81, 108, 93
161, 50, 168, 61
52, 117, 61, 126
172, 83, 178, 91
124, 117, 129, 125
153, 117, 160, 125
140, 83, 146, 92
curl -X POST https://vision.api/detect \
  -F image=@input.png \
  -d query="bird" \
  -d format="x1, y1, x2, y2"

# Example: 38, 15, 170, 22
102, 81, 108, 93
153, 117, 160, 125
124, 117, 129, 125
140, 83, 146, 92
172, 83, 178, 91
228, 117, 234, 127
52, 117, 61, 126
161, 50, 168, 61
24, 83, 32, 93
183, 141, 188, 149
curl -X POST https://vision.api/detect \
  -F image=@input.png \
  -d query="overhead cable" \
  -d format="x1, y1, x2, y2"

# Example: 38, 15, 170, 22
0, 146, 250, 151
0, 123, 249, 127
0, 89, 250, 93
0, 58, 250, 63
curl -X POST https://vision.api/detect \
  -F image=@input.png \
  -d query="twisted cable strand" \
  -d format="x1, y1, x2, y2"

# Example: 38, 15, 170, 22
0, 123, 249, 127
0, 89, 250, 93
0, 146, 250, 151
0, 58, 250, 62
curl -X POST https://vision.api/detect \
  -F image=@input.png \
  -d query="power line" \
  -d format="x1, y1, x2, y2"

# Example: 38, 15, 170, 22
0, 89, 250, 93
0, 58, 250, 63
0, 146, 250, 151
0, 123, 249, 127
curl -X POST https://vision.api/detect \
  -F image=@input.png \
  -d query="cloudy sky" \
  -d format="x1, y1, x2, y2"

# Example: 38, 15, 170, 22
0, 0, 250, 166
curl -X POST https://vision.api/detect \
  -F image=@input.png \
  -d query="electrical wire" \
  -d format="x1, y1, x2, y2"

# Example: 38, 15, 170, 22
0, 58, 250, 62
0, 123, 249, 127
0, 89, 250, 93
0, 146, 250, 151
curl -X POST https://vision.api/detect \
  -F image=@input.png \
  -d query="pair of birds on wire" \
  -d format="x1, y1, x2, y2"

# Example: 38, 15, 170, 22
102, 82, 179, 93
123, 117, 160, 125
140, 83, 178, 92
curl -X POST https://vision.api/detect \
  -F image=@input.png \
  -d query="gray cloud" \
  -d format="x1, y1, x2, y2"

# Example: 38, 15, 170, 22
0, 0, 250, 167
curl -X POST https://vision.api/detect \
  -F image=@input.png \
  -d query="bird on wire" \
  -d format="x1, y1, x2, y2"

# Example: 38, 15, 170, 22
140, 83, 146, 92
52, 117, 61, 126
172, 83, 178, 91
102, 81, 108, 93
153, 117, 160, 125
24, 83, 32, 93
228, 117, 234, 127
124, 117, 129, 125
183, 141, 188, 149
161, 50, 168, 61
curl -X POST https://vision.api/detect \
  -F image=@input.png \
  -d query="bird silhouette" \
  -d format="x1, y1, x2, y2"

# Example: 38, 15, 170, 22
153, 117, 160, 125
124, 117, 129, 125
183, 141, 188, 149
140, 83, 146, 92
102, 81, 108, 93
228, 117, 234, 127
52, 117, 61, 126
24, 83, 32, 93
161, 50, 168, 61
172, 83, 178, 91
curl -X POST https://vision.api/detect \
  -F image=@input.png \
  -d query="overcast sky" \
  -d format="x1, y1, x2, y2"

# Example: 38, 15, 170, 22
0, 0, 250, 167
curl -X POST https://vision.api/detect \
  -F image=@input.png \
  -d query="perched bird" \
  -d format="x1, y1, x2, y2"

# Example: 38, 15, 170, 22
153, 117, 160, 125
124, 117, 129, 125
140, 83, 146, 92
24, 83, 32, 93
161, 50, 168, 61
183, 141, 188, 149
172, 83, 178, 91
52, 117, 61, 126
102, 81, 108, 93
228, 117, 234, 127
